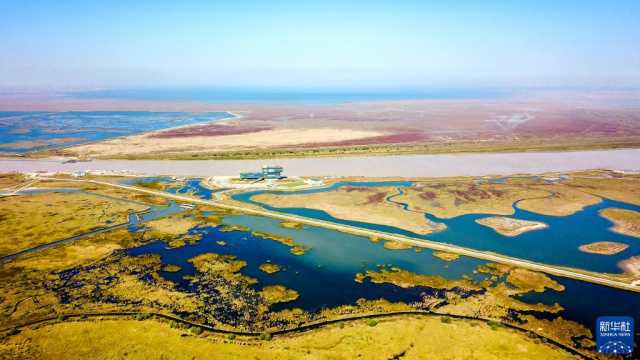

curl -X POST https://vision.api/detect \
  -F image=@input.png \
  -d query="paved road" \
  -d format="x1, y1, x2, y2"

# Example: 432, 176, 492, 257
42, 176, 640, 293
0, 179, 39, 197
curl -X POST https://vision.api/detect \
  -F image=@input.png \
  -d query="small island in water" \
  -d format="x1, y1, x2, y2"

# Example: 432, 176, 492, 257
578, 241, 629, 255
475, 216, 547, 237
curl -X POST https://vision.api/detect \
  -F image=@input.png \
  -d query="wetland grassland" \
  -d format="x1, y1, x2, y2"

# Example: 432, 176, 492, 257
1, 171, 639, 359
599, 207, 640, 238
0, 173, 27, 190
0, 315, 576, 360
0, 190, 148, 256
251, 186, 446, 235
249, 170, 638, 224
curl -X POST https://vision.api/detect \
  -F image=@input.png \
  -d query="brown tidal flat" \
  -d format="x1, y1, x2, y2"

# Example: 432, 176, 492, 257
4, 91, 636, 159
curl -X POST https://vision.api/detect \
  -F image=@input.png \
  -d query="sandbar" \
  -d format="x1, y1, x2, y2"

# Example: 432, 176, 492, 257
475, 216, 547, 237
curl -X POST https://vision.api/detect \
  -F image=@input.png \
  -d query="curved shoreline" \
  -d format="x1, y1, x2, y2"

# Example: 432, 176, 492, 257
39, 176, 639, 292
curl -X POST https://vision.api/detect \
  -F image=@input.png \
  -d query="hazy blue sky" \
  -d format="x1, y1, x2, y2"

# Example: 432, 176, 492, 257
1, 0, 639, 90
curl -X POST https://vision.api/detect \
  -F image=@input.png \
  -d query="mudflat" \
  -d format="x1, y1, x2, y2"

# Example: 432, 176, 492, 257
5, 95, 638, 160
475, 216, 548, 237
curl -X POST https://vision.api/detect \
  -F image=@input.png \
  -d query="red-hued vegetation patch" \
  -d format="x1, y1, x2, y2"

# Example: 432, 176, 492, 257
343, 186, 371, 193
419, 191, 436, 201
448, 185, 495, 202
454, 198, 466, 207
487, 189, 505, 197
150, 124, 272, 138
294, 131, 430, 148
513, 109, 640, 138
364, 192, 387, 205
428, 183, 446, 189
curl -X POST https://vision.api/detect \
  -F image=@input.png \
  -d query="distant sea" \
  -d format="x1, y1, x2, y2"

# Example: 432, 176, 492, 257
69, 87, 509, 105
0, 111, 232, 153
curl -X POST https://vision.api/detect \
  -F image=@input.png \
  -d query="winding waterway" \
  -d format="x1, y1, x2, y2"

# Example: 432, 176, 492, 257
121, 177, 640, 344
233, 181, 640, 274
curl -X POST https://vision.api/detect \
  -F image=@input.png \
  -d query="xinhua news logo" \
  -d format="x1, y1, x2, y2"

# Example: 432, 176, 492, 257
596, 316, 634, 356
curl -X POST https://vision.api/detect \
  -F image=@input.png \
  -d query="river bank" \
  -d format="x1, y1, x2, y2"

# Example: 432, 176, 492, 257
1, 148, 639, 177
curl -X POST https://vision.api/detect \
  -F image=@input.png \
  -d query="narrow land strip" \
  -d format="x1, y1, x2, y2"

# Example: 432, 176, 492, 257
0, 310, 591, 359
40, 176, 640, 293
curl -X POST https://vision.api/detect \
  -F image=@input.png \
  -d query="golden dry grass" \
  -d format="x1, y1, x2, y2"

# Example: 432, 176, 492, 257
2, 228, 142, 272
516, 185, 601, 216
396, 182, 549, 218
599, 207, 640, 238
578, 241, 629, 255
68, 127, 385, 157
566, 175, 640, 205
506, 268, 565, 293
36, 179, 170, 206
0, 192, 147, 256
189, 253, 247, 275
0, 173, 26, 190
432, 251, 460, 261
475, 216, 547, 237
0, 317, 577, 360
382, 240, 413, 250
355, 267, 480, 291
253, 186, 445, 234
279, 221, 303, 229
258, 262, 281, 274
8, 242, 122, 271
144, 213, 202, 238
260, 285, 299, 304
104, 273, 200, 312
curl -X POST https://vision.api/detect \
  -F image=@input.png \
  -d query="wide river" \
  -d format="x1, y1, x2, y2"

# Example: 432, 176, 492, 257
1, 148, 639, 177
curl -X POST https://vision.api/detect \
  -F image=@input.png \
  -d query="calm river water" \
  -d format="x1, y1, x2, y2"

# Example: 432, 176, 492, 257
1, 148, 639, 177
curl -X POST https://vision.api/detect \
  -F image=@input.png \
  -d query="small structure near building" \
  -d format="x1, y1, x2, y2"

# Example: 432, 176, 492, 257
304, 178, 323, 186
240, 165, 284, 180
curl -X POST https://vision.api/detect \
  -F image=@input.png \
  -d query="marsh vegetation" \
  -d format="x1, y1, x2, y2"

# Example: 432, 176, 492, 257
1, 171, 639, 359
